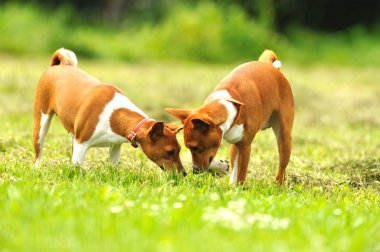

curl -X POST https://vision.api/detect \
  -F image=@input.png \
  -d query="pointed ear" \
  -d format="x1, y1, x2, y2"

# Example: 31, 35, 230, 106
165, 108, 191, 123
149, 121, 165, 142
165, 123, 183, 134
191, 118, 210, 134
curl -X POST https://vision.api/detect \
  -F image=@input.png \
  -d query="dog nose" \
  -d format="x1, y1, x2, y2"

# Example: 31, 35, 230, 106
183, 170, 187, 176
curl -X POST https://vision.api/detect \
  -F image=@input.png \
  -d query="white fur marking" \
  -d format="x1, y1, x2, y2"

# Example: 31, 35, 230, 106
208, 90, 235, 133
229, 152, 239, 184
224, 124, 244, 144
109, 144, 122, 165
34, 113, 52, 167
33, 157, 41, 168
58, 48, 78, 66
218, 100, 237, 133
72, 140, 88, 166
208, 90, 244, 143
38, 113, 51, 145
207, 90, 231, 101
82, 92, 148, 148
273, 60, 282, 69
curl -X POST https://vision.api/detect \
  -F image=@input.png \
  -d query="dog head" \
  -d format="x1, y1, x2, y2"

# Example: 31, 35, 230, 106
136, 121, 186, 175
165, 108, 223, 173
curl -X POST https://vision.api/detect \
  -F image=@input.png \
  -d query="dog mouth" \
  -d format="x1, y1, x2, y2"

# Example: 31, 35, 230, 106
160, 166, 187, 176
192, 167, 200, 174
192, 165, 206, 174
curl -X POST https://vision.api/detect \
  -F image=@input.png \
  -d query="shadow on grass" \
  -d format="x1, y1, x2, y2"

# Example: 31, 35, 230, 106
331, 158, 380, 188
287, 157, 380, 190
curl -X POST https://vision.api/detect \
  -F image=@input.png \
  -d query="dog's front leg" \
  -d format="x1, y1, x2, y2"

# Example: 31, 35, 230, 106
109, 144, 122, 165
236, 144, 251, 184
71, 140, 88, 166
229, 144, 239, 184
229, 143, 251, 184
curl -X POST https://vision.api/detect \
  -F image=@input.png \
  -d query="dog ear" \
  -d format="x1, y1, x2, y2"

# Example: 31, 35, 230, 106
165, 123, 183, 134
149, 121, 165, 142
165, 108, 191, 123
191, 118, 210, 134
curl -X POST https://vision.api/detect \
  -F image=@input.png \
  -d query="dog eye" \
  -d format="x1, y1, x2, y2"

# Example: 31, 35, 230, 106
167, 150, 175, 157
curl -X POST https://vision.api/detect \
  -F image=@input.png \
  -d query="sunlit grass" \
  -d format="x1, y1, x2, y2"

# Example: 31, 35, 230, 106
0, 56, 379, 251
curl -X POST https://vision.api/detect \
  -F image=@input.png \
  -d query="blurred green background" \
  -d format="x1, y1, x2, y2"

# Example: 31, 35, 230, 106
1, 0, 380, 65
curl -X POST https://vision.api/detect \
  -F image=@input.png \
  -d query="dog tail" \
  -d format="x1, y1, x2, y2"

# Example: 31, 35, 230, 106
50, 48, 78, 67
258, 49, 281, 70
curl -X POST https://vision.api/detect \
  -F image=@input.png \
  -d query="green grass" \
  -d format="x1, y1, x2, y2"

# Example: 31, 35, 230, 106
0, 55, 380, 251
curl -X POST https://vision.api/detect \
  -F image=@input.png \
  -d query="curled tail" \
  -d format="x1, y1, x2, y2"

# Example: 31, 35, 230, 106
50, 48, 78, 67
258, 49, 281, 70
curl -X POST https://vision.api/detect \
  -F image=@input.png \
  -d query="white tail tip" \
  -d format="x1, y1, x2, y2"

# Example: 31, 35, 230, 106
58, 48, 78, 67
273, 60, 282, 69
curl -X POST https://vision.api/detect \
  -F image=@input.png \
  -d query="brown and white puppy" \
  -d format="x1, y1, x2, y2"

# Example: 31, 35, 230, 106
33, 48, 185, 174
166, 50, 294, 185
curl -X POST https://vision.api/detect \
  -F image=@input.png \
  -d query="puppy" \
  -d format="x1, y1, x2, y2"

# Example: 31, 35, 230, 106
166, 50, 294, 184
33, 48, 185, 174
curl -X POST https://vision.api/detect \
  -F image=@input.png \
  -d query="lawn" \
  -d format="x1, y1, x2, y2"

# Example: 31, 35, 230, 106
0, 54, 379, 251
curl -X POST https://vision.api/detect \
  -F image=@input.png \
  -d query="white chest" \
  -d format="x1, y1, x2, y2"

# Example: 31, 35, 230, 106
223, 124, 244, 144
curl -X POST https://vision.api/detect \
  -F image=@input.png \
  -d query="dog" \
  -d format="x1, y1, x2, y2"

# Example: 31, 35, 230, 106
166, 50, 294, 185
33, 48, 186, 175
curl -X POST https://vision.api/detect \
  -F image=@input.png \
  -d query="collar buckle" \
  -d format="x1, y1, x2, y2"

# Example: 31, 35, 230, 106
127, 118, 150, 148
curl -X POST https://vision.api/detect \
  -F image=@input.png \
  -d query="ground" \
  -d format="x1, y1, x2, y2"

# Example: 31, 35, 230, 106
0, 55, 379, 251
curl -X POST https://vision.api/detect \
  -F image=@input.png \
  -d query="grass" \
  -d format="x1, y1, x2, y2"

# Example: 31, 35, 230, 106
0, 55, 380, 251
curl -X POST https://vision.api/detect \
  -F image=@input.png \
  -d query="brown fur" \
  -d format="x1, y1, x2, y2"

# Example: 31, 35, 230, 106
166, 50, 294, 185
33, 49, 184, 173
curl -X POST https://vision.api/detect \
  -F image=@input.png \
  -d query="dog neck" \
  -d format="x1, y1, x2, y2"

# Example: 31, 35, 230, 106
205, 90, 240, 134
110, 108, 149, 146
198, 99, 238, 135
217, 99, 238, 133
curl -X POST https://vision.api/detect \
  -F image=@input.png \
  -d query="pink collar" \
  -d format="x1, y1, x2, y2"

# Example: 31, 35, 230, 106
127, 118, 150, 148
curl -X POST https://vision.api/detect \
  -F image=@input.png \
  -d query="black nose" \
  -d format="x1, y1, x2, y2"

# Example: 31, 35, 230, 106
183, 170, 187, 176
159, 166, 165, 171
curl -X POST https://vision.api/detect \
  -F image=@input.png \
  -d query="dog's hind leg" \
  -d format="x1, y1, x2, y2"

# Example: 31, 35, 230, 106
271, 109, 294, 186
33, 81, 55, 167
33, 109, 53, 167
